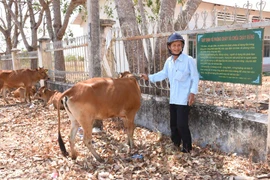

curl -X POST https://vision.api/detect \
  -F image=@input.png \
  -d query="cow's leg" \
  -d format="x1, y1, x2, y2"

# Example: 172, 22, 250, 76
2, 87, 9, 104
69, 119, 80, 160
0, 81, 3, 97
20, 88, 25, 102
42, 100, 47, 107
25, 86, 31, 103
123, 113, 136, 149
81, 120, 103, 162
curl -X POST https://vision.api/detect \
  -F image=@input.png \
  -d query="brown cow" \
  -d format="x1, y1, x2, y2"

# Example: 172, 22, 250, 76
0, 67, 48, 104
57, 72, 141, 162
34, 86, 64, 109
13, 86, 36, 102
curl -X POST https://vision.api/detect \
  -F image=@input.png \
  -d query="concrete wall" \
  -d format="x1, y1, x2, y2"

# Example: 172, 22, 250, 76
189, 104, 268, 162
137, 94, 268, 162
47, 81, 268, 162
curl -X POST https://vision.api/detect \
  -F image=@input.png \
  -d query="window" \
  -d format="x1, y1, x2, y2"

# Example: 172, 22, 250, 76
217, 12, 246, 26
188, 34, 196, 58
264, 40, 270, 57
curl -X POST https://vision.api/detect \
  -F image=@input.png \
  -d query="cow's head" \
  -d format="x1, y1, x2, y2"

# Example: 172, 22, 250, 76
33, 86, 48, 100
37, 67, 49, 80
118, 71, 134, 78
118, 71, 140, 80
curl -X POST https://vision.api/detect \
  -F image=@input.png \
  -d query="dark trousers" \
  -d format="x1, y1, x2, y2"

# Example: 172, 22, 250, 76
170, 104, 192, 152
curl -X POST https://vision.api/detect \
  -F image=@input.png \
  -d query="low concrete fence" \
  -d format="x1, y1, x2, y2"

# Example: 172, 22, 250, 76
137, 94, 268, 162
47, 80, 269, 162
189, 104, 268, 162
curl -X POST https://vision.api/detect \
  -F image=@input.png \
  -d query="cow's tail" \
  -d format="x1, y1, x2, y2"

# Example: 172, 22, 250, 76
57, 93, 68, 157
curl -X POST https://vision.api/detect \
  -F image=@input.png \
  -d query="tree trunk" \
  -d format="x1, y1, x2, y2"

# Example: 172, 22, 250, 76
52, 0, 66, 82
153, 0, 176, 74
152, 0, 176, 96
88, 0, 102, 129
31, 59, 38, 69
114, 0, 148, 74
88, 0, 101, 78
54, 51, 66, 82
138, 0, 152, 74
174, 0, 202, 30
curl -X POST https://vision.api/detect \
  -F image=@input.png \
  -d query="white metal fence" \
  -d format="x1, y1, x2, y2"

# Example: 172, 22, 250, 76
0, 51, 38, 70
44, 35, 89, 83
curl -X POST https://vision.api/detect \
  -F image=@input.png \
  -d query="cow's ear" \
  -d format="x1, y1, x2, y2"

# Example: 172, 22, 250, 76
119, 73, 123, 78
45, 69, 48, 73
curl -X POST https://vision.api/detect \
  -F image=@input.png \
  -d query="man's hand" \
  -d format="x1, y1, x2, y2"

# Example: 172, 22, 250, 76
188, 93, 195, 106
140, 74, 149, 81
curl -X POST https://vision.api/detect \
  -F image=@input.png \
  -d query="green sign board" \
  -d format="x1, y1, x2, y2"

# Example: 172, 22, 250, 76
197, 28, 264, 85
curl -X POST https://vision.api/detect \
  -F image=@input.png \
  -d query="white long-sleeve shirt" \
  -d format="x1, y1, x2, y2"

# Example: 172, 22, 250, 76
149, 53, 199, 105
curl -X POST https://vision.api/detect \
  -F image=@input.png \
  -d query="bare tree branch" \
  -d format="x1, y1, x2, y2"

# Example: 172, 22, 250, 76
0, 0, 18, 54
39, 0, 54, 40
58, 0, 86, 40
174, 0, 202, 30
3, 0, 31, 50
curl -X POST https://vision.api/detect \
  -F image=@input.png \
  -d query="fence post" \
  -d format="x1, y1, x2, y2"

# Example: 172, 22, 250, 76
38, 36, 51, 69
100, 19, 116, 77
182, 34, 189, 55
268, 98, 270, 160
11, 48, 20, 70
38, 36, 51, 86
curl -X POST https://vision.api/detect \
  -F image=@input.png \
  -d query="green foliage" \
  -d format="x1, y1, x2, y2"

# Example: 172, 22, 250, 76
177, 0, 185, 5
101, 0, 168, 23
103, 0, 115, 19
67, 29, 74, 38
134, 0, 161, 22
32, 1, 42, 11
146, 0, 153, 7
133, 0, 138, 5
136, 14, 142, 24
77, 5, 87, 23
154, 0, 160, 15
61, 0, 69, 14
63, 28, 74, 40
142, 0, 160, 19
78, 5, 83, 13
78, 56, 84, 61
65, 54, 84, 62
104, 5, 114, 19
263, 72, 270, 76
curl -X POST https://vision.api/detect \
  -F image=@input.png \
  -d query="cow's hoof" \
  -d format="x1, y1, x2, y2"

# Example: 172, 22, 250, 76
71, 155, 77, 160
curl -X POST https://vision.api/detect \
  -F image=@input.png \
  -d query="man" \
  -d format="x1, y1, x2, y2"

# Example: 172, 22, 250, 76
141, 32, 199, 153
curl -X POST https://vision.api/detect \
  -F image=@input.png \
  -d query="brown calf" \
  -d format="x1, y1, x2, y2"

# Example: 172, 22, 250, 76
57, 73, 141, 162
34, 86, 64, 109
13, 87, 36, 102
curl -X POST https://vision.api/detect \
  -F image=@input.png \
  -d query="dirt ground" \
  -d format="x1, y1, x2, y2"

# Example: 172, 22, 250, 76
0, 97, 270, 180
